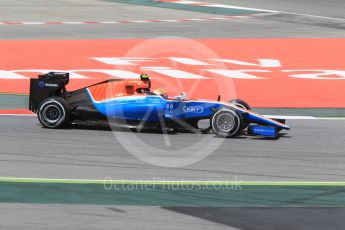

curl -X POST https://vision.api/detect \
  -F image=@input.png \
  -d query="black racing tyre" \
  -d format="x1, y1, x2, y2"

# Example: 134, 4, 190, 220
229, 99, 251, 110
211, 108, 243, 138
37, 97, 71, 129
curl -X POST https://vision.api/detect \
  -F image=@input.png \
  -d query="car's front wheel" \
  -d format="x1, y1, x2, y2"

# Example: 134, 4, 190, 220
38, 97, 71, 128
211, 108, 243, 138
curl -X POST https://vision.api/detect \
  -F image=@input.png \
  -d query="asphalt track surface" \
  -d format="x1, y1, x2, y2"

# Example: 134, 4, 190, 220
2, 116, 345, 181
0, 204, 345, 230
1, 0, 345, 229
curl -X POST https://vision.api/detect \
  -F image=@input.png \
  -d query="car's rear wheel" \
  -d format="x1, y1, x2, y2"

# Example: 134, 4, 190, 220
229, 99, 251, 110
38, 97, 71, 128
211, 108, 243, 138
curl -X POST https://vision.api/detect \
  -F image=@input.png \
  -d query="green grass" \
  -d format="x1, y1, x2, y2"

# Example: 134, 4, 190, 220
1, 178, 345, 206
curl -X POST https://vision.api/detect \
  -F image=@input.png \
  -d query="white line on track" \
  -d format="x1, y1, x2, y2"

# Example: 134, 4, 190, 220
62, 22, 85, 24
158, 19, 180, 22
277, 10, 345, 21
265, 115, 318, 120
21, 22, 46, 25
255, 9, 345, 21
99, 21, 120, 24
127, 20, 151, 23
0, 177, 345, 185
203, 4, 278, 13
0, 16, 253, 26
157, 0, 345, 21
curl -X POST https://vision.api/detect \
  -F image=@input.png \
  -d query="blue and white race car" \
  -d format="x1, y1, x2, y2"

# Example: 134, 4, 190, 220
29, 72, 290, 138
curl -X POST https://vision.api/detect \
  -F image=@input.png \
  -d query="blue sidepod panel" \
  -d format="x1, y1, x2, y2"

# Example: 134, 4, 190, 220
87, 94, 166, 122
87, 91, 221, 123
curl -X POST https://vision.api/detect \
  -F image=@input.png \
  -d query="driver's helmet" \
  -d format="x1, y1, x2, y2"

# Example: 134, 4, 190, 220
153, 88, 168, 99
140, 73, 150, 80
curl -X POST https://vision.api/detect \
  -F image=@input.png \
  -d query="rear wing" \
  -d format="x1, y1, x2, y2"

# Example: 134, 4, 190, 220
29, 72, 69, 113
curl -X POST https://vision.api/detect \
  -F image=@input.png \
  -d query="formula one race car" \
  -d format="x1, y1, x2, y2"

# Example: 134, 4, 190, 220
29, 72, 289, 138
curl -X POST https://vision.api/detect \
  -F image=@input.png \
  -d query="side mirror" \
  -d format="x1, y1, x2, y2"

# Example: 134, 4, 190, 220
174, 92, 188, 101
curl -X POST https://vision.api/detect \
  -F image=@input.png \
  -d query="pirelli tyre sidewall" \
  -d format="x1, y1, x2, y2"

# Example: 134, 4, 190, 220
211, 108, 243, 138
38, 97, 70, 129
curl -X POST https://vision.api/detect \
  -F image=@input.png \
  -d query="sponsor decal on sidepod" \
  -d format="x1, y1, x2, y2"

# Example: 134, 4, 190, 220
183, 106, 204, 113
